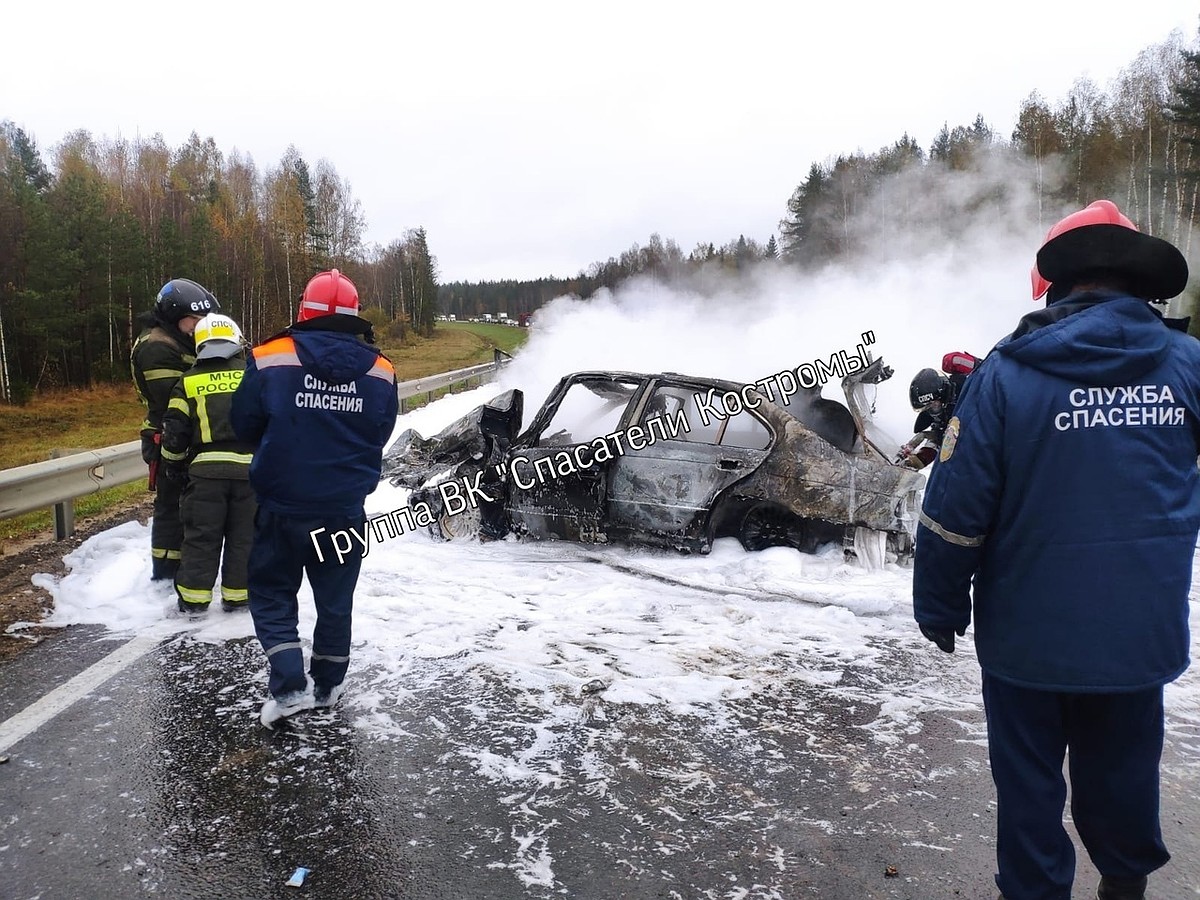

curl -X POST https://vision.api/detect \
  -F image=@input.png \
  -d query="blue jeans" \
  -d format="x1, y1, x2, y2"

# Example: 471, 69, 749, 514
248, 508, 365, 698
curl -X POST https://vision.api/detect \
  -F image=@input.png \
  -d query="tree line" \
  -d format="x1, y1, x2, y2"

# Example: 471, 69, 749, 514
438, 233, 777, 321
0, 129, 438, 402
445, 29, 1200, 320
3, 28, 1199, 400
778, 34, 1200, 271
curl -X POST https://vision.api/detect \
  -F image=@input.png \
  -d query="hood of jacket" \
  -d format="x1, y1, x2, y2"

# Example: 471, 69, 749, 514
996, 291, 1171, 387
288, 325, 380, 386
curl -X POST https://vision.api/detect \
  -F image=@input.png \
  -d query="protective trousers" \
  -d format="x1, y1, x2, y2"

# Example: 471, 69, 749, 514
247, 508, 364, 699
151, 473, 184, 580
982, 675, 1169, 900
175, 475, 256, 609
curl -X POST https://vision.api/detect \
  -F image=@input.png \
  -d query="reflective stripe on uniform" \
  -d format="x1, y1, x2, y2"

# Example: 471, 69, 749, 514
142, 367, 187, 382
918, 510, 985, 548
253, 337, 301, 369
152, 548, 183, 560
176, 585, 213, 605
265, 641, 303, 658
179, 368, 246, 443
220, 586, 248, 603
191, 450, 253, 466
311, 652, 350, 663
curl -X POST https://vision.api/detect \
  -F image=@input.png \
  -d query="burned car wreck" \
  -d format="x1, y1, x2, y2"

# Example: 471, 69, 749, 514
381, 358, 923, 559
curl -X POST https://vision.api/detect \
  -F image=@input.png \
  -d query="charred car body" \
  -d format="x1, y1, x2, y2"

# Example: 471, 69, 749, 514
381, 358, 923, 558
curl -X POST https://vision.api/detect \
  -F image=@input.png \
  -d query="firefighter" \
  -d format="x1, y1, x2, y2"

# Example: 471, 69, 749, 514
914, 200, 1196, 900
897, 352, 979, 469
231, 269, 398, 728
130, 279, 220, 580
160, 313, 255, 616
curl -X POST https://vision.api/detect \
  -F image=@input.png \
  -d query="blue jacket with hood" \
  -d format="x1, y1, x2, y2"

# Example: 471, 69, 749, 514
231, 322, 398, 518
913, 292, 1200, 691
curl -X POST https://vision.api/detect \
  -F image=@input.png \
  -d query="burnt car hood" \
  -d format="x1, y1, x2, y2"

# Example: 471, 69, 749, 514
383, 388, 523, 489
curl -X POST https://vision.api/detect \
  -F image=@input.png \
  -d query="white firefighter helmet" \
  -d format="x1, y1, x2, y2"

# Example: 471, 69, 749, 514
194, 313, 245, 360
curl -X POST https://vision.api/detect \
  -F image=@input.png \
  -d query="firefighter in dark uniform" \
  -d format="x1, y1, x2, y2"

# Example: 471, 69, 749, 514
913, 200, 1198, 900
160, 313, 256, 616
232, 269, 398, 728
130, 279, 220, 580
897, 353, 979, 469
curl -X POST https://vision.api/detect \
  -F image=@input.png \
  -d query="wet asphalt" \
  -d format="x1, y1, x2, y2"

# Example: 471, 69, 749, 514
1, 626, 1198, 900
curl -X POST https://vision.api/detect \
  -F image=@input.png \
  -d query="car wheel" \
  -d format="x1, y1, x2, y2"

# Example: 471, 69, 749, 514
738, 505, 809, 552
434, 501, 483, 541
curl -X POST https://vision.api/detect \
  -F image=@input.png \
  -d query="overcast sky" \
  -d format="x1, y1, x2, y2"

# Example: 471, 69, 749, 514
5, 1, 1199, 282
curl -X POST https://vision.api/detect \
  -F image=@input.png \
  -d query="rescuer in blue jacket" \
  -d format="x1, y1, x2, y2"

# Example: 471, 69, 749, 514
231, 269, 398, 728
913, 200, 1199, 900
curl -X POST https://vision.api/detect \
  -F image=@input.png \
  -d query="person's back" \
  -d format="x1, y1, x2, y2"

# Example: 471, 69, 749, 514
913, 199, 1196, 900
232, 269, 399, 729
234, 326, 397, 515
922, 294, 1200, 688
161, 313, 255, 614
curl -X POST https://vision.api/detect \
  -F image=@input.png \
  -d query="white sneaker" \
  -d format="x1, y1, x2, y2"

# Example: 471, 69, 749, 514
259, 689, 312, 728
312, 683, 345, 709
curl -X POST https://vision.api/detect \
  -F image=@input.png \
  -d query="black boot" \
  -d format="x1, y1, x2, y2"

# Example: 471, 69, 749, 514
151, 557, 180, 581
1097, 875, 1147, 900
176, 597, 209, 618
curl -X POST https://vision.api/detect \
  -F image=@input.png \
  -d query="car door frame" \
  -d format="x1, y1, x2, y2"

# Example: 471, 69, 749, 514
505, 372, 649, 542
604, 376, 775, 551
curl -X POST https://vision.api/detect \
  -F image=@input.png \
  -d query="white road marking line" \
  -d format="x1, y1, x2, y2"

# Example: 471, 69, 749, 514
0, 632, 161, 754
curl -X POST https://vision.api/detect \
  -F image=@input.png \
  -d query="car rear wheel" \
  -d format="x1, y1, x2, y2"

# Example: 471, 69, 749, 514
738, 505, 809, 552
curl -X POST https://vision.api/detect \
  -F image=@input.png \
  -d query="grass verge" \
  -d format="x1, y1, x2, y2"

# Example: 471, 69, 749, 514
0, 322, 529, 545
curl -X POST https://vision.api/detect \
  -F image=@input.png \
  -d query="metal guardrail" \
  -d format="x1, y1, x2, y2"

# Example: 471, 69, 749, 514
395, 351, 510, 413
0, 442, 148, 535
0, 351, 511, 538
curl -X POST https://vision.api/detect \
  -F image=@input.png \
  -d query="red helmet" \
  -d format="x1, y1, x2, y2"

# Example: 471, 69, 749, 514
941, 351, 979, 376
298, 269, 360, 321
1031, 199, 1187, 302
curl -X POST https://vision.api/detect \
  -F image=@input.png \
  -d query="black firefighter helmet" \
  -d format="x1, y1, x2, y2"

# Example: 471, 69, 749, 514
155, 278, 220, 324
909, 368, 950, 411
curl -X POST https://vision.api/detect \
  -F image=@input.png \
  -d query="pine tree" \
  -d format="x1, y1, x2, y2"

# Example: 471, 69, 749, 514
779, 162, 831, 262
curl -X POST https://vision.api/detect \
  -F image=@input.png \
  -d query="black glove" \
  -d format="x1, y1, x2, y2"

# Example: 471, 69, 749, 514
141, 431, 161, 465
920, 623, 967, 653
161, 464, 188, 486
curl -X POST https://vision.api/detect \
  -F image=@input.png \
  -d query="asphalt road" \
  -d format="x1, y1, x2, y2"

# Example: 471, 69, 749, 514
1, 625, 1198, 900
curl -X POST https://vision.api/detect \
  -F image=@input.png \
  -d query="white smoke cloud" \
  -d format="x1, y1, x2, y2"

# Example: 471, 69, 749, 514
468, 147, 1199, 451
498, 159, 1045, 444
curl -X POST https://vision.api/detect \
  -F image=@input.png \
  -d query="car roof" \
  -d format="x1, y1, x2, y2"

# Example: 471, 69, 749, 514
563, 370, 748, 392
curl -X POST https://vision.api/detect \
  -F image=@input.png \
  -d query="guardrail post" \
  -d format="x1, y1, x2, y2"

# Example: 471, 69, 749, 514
50, 449, 76, 540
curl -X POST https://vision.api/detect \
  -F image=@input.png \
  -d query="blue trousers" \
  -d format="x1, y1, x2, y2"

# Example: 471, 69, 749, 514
248, 508, 365, 699
982, 675, 1169, 900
